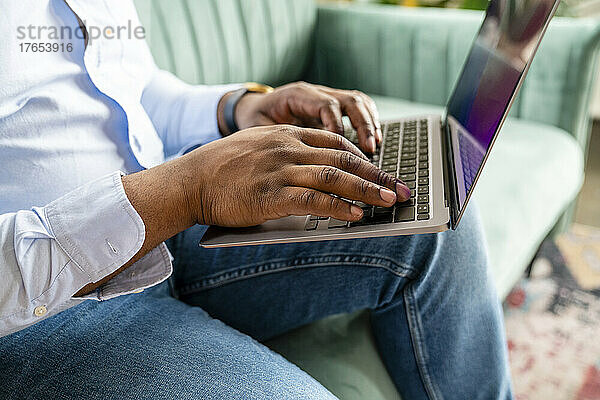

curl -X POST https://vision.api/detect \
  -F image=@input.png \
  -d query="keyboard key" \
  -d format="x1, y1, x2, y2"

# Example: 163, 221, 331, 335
406, 181, 416, 189
383, 165, 397, 173
349, 219, 369, 227
419, 162, 428, 169
411, 189, 416, 198
354, 202, 371, 211
418, 169, 429, 177
418, 186, 429, 195
401, 153, 416, 160
419, 155, 428, 162
400, 159, 416, 167
398, 198, 415, 207
419, 148, 428, 155
417, 195, 429, 204
418, 177, 429, 185
328, 219, 349, 229
417, 204, 429, 214
394, 206, 415, 222
399, 173, 416, 181
417, 214, 430, 221
400, 166, 416, 174
372, 207, 394, 224
305, 219, 318, 230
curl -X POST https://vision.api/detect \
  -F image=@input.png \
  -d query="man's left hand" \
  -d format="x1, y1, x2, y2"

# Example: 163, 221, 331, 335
234, 82, 382, 154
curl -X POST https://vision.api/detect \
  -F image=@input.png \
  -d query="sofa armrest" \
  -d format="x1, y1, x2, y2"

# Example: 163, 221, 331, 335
306, 4, 600, 155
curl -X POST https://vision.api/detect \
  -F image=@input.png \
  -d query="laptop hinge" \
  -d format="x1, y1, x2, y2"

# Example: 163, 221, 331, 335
441, 120, 460, 229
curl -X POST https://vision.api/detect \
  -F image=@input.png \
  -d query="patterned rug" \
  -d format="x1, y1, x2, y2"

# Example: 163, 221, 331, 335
504, 224, 600, 400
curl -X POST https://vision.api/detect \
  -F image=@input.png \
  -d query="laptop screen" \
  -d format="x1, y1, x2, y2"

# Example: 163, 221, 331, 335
445, 0, 558, 221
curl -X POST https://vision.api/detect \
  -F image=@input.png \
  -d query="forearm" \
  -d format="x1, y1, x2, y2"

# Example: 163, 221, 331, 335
75, 157, 194, 296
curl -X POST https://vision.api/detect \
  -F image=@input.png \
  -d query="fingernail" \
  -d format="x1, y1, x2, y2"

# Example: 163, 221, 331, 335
367, 136, 376, 152
351, 205, 363, 218
396, 181, 411, 201
379, 187, 397, 204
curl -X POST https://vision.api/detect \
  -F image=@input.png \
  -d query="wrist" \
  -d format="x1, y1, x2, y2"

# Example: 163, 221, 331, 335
218, 91, 264, 135
234, 92, 264, 131
217, 91, 234, 137
122, 158, 197, 235
218, 83, 274, 136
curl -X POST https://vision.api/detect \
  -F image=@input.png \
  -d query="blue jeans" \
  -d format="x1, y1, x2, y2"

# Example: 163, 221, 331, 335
0, 204, 513, 399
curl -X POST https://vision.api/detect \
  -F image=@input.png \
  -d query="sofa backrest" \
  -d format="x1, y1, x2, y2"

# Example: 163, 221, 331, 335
134, 0, 316, 86
309, 5, 600, 153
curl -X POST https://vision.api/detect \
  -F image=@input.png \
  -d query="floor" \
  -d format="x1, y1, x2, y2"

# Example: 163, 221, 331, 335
505, 233, 600, 400
574, 120, 600, 228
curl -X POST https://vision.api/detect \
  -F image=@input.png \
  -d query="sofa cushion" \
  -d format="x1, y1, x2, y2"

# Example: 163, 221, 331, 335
268, 96, 585, 400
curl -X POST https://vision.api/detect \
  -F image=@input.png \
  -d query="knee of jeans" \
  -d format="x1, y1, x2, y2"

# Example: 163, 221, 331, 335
417, 202, 493, 297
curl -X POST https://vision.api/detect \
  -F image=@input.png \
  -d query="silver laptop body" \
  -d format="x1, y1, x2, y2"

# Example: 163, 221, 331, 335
201, 0, 559, 248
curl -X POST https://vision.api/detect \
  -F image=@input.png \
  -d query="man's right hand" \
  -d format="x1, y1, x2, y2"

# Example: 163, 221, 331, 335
81, 125, 410, 296
178, 125, 411, 227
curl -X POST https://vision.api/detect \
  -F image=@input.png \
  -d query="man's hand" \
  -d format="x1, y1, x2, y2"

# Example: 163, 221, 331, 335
231, 82, 383, 154
180, 125, 410, 227
78, 124, 409, 296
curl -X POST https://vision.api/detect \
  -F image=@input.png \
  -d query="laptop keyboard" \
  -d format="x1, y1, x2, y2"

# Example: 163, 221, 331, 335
458, 133, 485, 192
305, 119, 431, 230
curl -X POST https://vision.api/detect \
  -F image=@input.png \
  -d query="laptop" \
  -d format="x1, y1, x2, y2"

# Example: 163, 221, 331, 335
201, 0, 560, 248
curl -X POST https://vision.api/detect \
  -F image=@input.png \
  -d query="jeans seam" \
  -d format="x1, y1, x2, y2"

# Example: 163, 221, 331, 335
404, 283, 443, 400
177, 253, 417, 296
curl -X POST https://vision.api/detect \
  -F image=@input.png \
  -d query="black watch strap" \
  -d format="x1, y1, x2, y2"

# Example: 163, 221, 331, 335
224, 88, 248, 135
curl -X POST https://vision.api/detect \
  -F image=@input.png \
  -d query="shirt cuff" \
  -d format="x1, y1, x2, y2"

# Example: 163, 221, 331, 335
78, 244, 172, 301
42, 171, 172, 299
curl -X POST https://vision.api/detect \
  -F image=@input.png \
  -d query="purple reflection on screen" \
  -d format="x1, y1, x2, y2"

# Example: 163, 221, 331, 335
446, 0, 555, 208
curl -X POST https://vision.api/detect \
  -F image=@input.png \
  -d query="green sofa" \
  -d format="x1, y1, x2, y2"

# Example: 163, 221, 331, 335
134, 1, 600, 398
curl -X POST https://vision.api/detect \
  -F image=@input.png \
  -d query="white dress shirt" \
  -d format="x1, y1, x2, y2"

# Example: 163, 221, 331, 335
0, 0, 239, 337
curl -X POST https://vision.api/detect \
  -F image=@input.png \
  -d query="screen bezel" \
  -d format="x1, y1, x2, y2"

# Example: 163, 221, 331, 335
444, 0, 561, 229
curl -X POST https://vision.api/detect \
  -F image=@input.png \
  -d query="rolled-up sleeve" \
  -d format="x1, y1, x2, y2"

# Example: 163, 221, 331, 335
141, 69, 241, 157
0, 171, 171, 337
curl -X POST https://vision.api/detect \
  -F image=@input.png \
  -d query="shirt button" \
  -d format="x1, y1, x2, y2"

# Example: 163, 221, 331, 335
34, 305, 47, 317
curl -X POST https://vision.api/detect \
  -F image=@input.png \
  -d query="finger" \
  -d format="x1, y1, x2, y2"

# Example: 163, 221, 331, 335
339, 92, 377, 154
300, 148, 411, 202
296, 127, 368, 161
288, 165, 397, 207
279, 187, 363, 221
287, 87, 344, 135
360, 93, 382, 143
